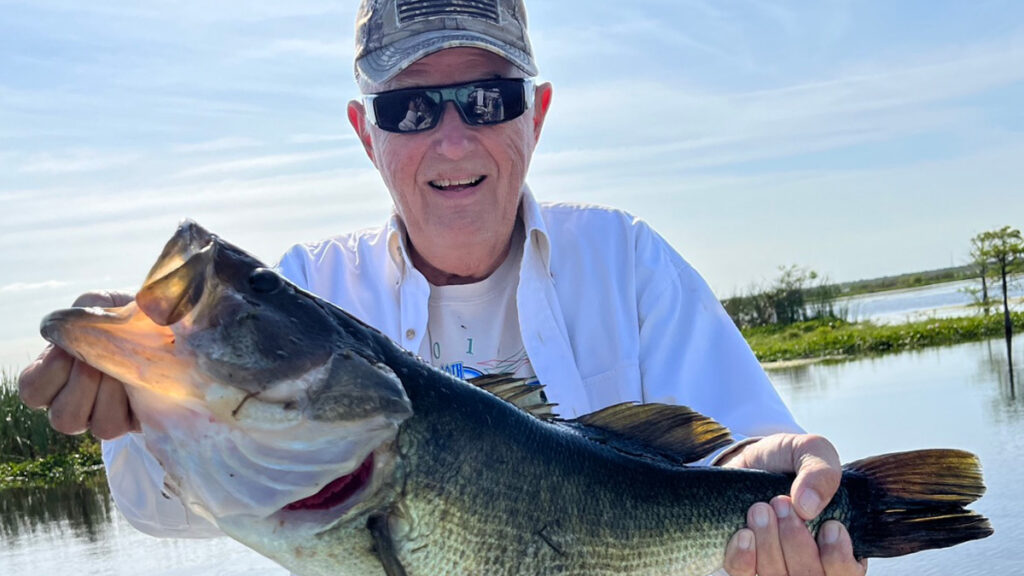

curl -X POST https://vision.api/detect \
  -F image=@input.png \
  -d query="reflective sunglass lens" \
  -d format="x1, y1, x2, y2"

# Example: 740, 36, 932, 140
375, 91, 440, 133
369, 79, 529, 133
459, 84, 512, 125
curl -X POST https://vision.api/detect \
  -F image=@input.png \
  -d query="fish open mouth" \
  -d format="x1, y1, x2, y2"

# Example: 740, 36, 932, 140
283, 453, 375, 512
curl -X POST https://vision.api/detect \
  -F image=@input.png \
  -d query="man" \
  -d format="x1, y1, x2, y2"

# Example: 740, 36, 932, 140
19, 1, 868, 574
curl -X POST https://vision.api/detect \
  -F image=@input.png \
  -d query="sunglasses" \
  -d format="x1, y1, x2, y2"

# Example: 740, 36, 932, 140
364, 78, 535, 134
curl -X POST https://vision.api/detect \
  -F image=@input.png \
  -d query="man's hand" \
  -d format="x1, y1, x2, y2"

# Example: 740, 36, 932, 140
718, 433, 869, 576
18, 291, 139, 440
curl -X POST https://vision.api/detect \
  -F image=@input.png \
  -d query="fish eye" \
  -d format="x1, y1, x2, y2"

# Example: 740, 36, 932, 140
248, 268, 283, 294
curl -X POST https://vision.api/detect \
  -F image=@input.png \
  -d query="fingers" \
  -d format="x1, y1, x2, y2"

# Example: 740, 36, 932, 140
48, 359, 102, 435
72, 289, 135, 308
37, 357, 136, 438
818, 521, 868, 576
90, 372, 138, 439
743, 502, 786, 575
789, 435, 842, 519
19, 289, 138, 438
18, 344, 73, 409
717, 433, 842, 521
773, 496, 825, 576
722, 529, 756, 576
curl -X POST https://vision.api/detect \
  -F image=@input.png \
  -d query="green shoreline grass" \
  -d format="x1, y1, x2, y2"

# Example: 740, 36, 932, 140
744, 311, 1024, 363
1, 376, 104, 489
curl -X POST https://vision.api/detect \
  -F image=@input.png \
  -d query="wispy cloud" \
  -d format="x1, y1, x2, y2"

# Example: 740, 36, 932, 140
0, 281, 69, 294
0, 0, 346, 22
18, 150, 143, 174
174, 149, 352, 178
541, 34, 1024, 174
239, 39, 352, 61
173, 137, 263, 154
289, 133, 355, 144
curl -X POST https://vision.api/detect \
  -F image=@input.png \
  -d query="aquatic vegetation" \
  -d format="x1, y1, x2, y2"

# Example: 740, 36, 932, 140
0, 373, 103, 489
745, 313, 1024, 362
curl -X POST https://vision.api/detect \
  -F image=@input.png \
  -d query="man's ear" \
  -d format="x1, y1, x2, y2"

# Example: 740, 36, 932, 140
532, 82, 553, 143
347, 100, 376, 165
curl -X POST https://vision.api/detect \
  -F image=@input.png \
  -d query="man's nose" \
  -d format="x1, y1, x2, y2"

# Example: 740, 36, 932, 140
434, 102, 473, 160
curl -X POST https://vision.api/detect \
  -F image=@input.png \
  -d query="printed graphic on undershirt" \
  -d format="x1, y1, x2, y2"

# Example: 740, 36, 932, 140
428, 342, 535, 382
418, 225, 539, 387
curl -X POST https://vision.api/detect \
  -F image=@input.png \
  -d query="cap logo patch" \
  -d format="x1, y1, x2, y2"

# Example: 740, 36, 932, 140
397, 0, 500, 25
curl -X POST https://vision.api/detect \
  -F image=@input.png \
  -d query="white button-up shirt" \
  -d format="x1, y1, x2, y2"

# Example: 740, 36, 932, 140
102, 186, 801, 538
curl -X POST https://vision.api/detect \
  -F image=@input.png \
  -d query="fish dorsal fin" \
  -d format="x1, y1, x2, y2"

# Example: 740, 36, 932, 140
568, 403, 733, 464
467, 374, 559, 421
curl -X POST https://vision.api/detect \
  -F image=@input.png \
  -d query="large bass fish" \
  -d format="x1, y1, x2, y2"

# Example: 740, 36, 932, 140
41, 221, 993, 576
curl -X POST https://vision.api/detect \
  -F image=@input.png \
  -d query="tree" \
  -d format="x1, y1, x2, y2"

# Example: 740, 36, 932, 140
722, 265, 840, 329
974, 226, 1024, 384
969, 233, 993, 314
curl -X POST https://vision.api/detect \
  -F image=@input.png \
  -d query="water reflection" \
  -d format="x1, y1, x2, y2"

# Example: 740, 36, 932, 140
772, 338, 1023, 421
768, 337, 1024, 576
0, 474, 112, 543
972, 339, 1021, 418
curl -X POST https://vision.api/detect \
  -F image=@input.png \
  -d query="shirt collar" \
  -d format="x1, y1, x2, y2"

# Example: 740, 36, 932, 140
519, 184, 553, 275
385, 184, 554, 280
386, 212, 413, 278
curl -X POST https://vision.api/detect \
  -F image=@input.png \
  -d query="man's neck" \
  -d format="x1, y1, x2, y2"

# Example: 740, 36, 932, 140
410, 239, 513, 286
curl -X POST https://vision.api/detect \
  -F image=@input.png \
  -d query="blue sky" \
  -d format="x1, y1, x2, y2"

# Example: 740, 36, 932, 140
2, 0, 1024, 369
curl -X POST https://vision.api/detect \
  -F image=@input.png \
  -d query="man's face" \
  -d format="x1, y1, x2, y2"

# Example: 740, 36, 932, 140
349, 48, 551, 279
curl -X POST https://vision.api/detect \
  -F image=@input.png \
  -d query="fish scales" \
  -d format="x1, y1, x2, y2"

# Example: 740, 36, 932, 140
381, 357, 817, 576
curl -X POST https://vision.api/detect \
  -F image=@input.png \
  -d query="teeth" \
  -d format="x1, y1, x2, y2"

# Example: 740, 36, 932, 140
431, 176, 483, 189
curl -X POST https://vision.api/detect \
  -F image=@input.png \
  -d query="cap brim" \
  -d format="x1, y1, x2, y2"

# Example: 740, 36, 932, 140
356, 30, 538, 86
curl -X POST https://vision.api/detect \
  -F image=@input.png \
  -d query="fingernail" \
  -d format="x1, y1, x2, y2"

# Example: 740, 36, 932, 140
773, 499, 791, 519
753, 505, 770, 528
738, 530, 754, 551
798, 489, 821, 516
823, 522, 840, 544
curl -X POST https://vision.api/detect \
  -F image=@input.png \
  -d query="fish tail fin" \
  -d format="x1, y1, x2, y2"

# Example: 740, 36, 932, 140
842, 449, 993, 558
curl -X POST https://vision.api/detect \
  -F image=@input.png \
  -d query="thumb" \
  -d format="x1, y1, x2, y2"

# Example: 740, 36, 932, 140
72, 290, 135, 308
790, 435, 842, 519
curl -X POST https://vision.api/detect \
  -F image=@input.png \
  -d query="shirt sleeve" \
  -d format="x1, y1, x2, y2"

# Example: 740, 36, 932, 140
631, 221, 803, 463
102, 434, 223, 538
274, 243, 312, 290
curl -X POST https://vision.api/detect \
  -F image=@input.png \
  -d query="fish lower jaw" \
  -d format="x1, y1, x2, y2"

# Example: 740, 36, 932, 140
267, 444, 397, 532
283, 453, 375, 512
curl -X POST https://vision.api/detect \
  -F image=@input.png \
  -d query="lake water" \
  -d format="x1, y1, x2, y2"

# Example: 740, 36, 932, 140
2, 337, 1022, 575
769, 338, 1023, 575
839, 275, 1023, 324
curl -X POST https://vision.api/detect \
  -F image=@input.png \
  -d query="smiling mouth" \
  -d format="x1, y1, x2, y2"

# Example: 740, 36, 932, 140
429, 176, 485, 191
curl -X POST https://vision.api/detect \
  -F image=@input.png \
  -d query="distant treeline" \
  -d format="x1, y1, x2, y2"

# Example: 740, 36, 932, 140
722, 258, 1019, 330
835, 264, 978, 297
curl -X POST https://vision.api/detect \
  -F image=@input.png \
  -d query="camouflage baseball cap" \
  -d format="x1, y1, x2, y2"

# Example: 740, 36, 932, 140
354, 0, 538, 87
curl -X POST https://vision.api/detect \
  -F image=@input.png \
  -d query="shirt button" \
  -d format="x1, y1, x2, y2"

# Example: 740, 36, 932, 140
405, 329, 416, 340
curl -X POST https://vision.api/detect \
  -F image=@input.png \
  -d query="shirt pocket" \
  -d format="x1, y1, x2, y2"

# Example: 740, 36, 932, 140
580, 362, 642, 413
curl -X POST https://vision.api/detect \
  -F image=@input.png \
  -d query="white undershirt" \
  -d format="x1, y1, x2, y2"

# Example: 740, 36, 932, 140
418, 226, 537, 384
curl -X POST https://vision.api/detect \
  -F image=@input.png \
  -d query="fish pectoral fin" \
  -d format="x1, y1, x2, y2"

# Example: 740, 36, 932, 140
567, 403, 733, 465
367, 514, 408, 576
468, 373, 559, 421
